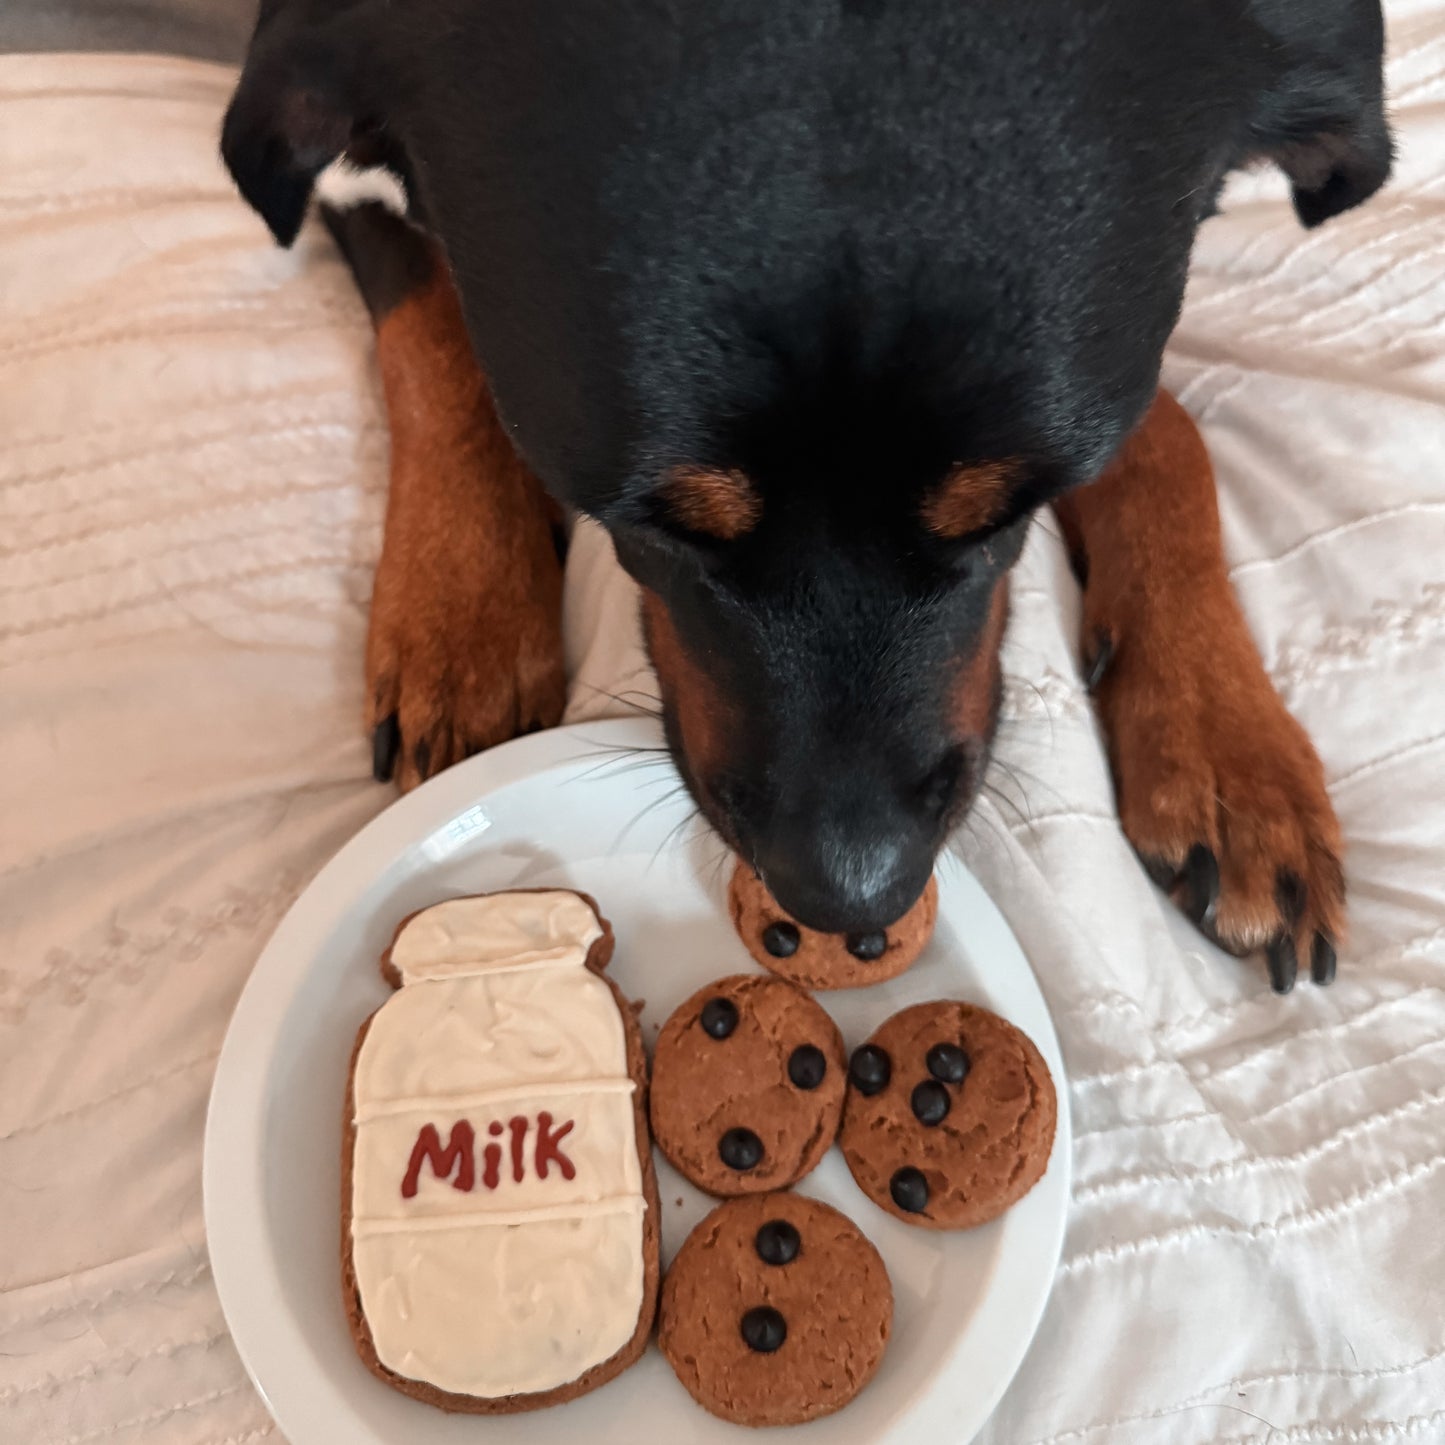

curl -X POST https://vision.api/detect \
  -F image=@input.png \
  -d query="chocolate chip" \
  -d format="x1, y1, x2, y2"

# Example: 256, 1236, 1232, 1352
848, 1044, 891, 1096
754, 1220, 801, 1266
719, 1127, 764, 1171
890, 1166, 929, 1213
911, 1079, 951, 1126
787, 1044, 827, 1089
846, 930, 887, 961
926, 1042, 970, 1085
762, 922, 800, 958
741, 1305, 787, 1353
700, 997, 739, 1039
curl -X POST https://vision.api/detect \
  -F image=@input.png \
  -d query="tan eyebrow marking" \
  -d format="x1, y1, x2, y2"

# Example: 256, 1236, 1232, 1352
661, 465, 763, 540
920, 461, 1023, 539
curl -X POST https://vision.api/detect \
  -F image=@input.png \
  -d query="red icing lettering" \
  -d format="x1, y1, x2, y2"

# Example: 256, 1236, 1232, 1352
534, 1112, 576, 1181
482, 1120, 504, 1190
509, 1116, 529, 1183
401, 1121, 475, 1198
482, 1141, 502, 1190
397, 1114, 579, 1197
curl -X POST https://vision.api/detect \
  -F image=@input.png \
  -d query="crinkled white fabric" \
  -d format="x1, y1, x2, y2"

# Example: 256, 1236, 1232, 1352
2, 19, 1443, 1443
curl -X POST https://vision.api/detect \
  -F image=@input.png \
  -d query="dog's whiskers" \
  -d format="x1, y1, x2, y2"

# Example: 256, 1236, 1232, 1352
571, 682, 665, 720
567, 733, 677, 785
613, 780, 693, 851
986, 749, 1073, 819
649, 799, 704, 871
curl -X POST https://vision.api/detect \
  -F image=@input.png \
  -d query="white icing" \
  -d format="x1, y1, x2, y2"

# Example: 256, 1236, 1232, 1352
354, 1077, 636, 1124
351, 1210, 644, 1398
351, 891, 646, 1401
353, 1195, 645, 1237
388, 891, 603, 982
352, 966, 629, 1107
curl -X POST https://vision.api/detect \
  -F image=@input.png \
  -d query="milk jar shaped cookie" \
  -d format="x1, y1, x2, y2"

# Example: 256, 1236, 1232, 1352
342, 889, 660, 1413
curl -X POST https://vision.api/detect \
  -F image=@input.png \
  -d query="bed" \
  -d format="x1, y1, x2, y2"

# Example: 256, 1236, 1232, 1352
2, 7, 1443, 1440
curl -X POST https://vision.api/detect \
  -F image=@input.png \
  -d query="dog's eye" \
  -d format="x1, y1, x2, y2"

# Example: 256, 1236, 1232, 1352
932, 510, 1033, 581
919, 747, 968, 818
609, 517, 729, 594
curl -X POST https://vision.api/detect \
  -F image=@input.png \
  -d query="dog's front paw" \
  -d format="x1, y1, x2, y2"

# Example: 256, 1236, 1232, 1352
323, 199, 567, 791
365, 530, 566, 793
1087, 612, 1344, 993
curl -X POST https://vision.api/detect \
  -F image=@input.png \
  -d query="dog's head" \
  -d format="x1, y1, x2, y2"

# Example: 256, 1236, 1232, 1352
222, 0, 1392, 932
596, 324, 1085, 932
619, 486, 1024, 931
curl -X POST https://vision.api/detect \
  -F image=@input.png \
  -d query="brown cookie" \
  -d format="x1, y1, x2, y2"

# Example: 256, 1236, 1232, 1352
658, 1192, 893, 1427
840, 1001, 1056, 1230
650, 974, 846, 1196
342, 889, 660, 1412
729, 861, 938, 990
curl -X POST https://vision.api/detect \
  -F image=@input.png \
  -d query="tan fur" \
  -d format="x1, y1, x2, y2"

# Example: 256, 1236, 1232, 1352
1054, 391, 1345, 961
661, 464, 762, 540
920, 460, 1021, 539
951, 577, 1010, 739
367, 256, 566, 790
640, 588, 732, 799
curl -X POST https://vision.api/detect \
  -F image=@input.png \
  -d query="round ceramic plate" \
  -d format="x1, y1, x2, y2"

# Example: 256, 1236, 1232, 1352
204, 717, 1070, 1444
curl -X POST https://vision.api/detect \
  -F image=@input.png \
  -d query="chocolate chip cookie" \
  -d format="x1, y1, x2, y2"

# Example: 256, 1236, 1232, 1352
658, 1192, 892, 1426
729, 861, 938, 990
840, 1001, 1056, 1229
650, 975, 846, 1196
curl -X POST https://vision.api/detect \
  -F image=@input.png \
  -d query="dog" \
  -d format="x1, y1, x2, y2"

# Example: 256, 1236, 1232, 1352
220, 0, 1391, 993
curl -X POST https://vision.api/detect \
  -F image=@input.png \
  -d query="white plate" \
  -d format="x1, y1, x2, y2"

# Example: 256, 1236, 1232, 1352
204, 717, 1070, 1444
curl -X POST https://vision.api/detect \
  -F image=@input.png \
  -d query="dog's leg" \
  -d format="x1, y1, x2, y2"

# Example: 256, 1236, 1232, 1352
1054, 391, 1343, 992
324, 202, 566, 790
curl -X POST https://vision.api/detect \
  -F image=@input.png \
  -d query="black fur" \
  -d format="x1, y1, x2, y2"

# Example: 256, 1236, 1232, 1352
222, 0, 1390, 929
319, 202, 436, 323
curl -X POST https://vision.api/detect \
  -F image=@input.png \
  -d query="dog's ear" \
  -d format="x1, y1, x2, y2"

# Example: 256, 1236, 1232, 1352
1247, 0, 1393, 227
220, 5, 384, 246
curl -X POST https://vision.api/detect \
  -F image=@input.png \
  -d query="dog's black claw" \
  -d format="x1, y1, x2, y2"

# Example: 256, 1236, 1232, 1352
1276, 871, 1308, 927
1267, 933, 1299, 995
1311, 934, 1337, 986
372, 713, 400, 783
1140, 852, 1180, 891
1083, 629, 1115, 693
1181, 843, 1220, 930
413, 737, 432, 781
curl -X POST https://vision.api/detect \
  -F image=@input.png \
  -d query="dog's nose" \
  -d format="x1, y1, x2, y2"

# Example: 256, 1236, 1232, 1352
753, 819, 934, 935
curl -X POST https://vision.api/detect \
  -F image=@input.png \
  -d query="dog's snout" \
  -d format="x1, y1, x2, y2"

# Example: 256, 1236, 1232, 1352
754, 813, 933, 935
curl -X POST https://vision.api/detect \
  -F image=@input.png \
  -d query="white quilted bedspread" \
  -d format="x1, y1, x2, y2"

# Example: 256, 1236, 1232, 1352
3, 12, 1444, 1441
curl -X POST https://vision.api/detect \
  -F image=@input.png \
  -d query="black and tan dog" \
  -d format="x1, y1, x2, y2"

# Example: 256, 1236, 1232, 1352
221, 0, 1391, 992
